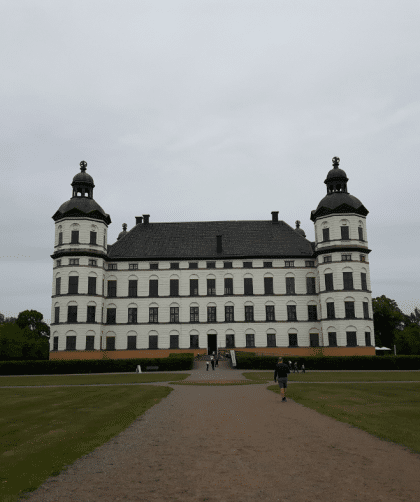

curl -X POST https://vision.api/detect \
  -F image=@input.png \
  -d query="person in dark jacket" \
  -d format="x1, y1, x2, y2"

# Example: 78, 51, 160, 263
274, 357, 290, 402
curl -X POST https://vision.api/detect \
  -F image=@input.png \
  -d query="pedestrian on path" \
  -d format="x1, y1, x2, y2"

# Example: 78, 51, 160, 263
211, 355, 215, 370
294, 362, 299, 373
215, 353, 219, 367
288, 360, 293, 372
301, 363, 306, 373
206, 361, 209, 371
274, 357, 290, 402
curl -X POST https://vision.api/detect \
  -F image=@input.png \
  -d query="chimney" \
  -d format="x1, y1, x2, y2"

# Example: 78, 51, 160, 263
143, 214, 150, 225
271, 211, 279, 223
135, 216, 143, 225
216, 235, 222, 253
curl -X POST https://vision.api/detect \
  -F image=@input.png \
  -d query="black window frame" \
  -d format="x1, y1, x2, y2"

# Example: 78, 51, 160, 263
307, 305, 317, 321
170, 279, 179, 297
71, 230, 79, 244
263, 262, 272, 268
361, 273, 367, 291
86, 335, 95, 350
305, 260, 315, 267
129, 263, 138, 270
190, 279, 199, 296
128, 307, 137, 324
326, 302, 335, 319
310, 333, 319, 347
170, 335, 179, 349
225, 305, 234, 322
244, 278, 253, 295
150, 263, 159, 270
170, 307, 179, 323
87, 305, 96, 323
68, 276, 79, 295
363, 302, 369, 319
243, 262, 252, 268
264, 277, 274, 295
190, 306, 199, 323
56, 259, 61, 267
325, 273, 334, 291
190, 334, 199, 349
69, 258, 79, 265
322, 228, 330, 242
128, 280, 138, 297
285, 261, 294, 268
170, 262, 179, 270
67, 305, 78, 323
224, 277, 233, 295
66, 336, 76, 351
285, 277, 295, 295
343, 272, 354, 290
288, 333, 298, 347
207, 306, 216, 322
244, 305, 254, 321
226, 334, 235, 348
265, 305, 275, 322
149, 335, 158, 350
306, 277, 316, 294
287, 304, 297, 321
346, 331, 357, 347
56, 277, 61, 295
267, 334, 276, 347
54, 306, 60, 324
149, 307, 158, 323
207, 278, 216, 296
341, 226, 350, 240
328, 332, 337, 347
90, 231, 97, 245
106, 308, 116, 324
149, 279, 158, 297
245, 333, 255, 348
189, 262, 198, 269
341, 254, 352, 261
58, 232, 63, 245
88, 276, 97, 295
345, 301, 355, 319
223, 262, 232, 269
207, 261, 216, 269
358, 227, 364, 241
365, 332, 371, 347
108, 263, 117, 270
107, 280, 117, 298
127, 335, 137, 350
88, 259, 97, 266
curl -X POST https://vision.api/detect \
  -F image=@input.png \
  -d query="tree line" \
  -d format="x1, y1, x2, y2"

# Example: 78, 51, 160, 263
0, 297, 419, 360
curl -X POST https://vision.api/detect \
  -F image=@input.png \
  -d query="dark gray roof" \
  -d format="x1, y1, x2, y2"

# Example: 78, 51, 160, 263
325, 167, 348, 180
311, 192, 368, 221
52, 197, 111, 224
107, 220, 314, 260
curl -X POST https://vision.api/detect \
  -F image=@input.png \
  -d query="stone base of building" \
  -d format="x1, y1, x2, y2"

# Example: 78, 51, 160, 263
49, 346, 375, 360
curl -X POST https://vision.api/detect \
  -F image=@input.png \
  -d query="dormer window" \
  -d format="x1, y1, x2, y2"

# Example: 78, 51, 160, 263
323, 255, 332, 263
360, 254, 366, 262
129, 264, 138, 270
108, 263, 117, 270
341, 254, 352, 261
285, 261, 294, 268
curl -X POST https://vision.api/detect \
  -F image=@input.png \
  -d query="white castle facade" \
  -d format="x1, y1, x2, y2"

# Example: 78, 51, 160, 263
50, 157, 375, 359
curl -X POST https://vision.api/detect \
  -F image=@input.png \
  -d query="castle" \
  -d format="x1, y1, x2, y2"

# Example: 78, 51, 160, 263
50, 157, 375, 360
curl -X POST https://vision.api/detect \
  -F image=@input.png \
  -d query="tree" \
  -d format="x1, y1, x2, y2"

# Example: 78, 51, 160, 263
0, 313, 18, 324
372, 296, 406, 348
394, 325, 420, 355
0, 323, 25, 360
16, 310, 50, 339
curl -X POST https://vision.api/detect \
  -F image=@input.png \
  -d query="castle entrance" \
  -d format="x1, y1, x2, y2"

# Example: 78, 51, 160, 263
207, 334, 217, 355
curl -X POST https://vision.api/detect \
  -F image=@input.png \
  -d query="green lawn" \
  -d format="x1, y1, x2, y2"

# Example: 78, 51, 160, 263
0, 385, 172, 502
268, 382, 420, 456
243, 371, 420, 383
0, 372, 190, 387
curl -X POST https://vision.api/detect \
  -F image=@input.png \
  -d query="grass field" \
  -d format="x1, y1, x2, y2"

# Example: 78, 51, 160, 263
242, 370, 420, 383
0, 385, 173, 502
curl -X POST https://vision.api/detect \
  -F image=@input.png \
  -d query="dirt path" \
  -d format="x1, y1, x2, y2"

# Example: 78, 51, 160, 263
19, 376, 420, 502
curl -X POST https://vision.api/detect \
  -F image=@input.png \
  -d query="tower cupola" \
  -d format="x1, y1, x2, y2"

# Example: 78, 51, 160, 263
71, 161, 95, 198
294, 220, 306, 238
324, 157, 348, 194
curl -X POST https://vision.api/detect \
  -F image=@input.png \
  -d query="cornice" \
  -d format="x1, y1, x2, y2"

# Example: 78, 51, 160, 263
51, 249, 108, 260
314, 246, 372, 257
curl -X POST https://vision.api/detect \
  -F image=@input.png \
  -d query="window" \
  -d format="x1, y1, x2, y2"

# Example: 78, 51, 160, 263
305, 261, 315, 267
71, 231, 79, 244
287, 305, 297, 321
106, 337, 116, 351
308, 305, 317, 321
363, 302, 369, 319
90, 231, 97, 245
361, 273, 367, 291
108, 263, 117, 270
86, 335, 95, 350
108, 280, 117, 298
360, 254, 366, 262
190, 306, 199, 322
88, 259, 97, 266
189, 279, 198, 296
189, 262, 198, 269
223, 262, 232, 269
170, 262, 179, 270
207, 279, 216, 296
128, 280, 138, 297
103, 235, 106, 247
56, 277, 61, 295
288, 333, 298, 347
56, 259, 61, 267
127, 336, 137, 350
310, 333, 319, 347
53, 336, 58, 351
190, 334, 199, 349
341, 226, 350, 240
66, 336, 76, 350
207, 306, 216, 322
243, 262, 252, 268
149, 279, 158, 297
129, 264, 138, 270
225, 306, 234, 322
346, 331, 357, 347
170, 335, 179, 349
325, 273, 334, 291
246, 334, 255, 347
149, 307, 158, 323
170, 307, 179, 323
343, 272, 354, 290
358, 227, 364, 241
322, 228, 330, 242
306, 277, 316, 294
68, 276, 79, 294
328, 332, 337, 347
345, 301, 355, 319
224, 278, 233, 295
128, 308, 137, 323
150, 263, 159, 270
207, 261, 215, 269
365, 332, 371, 347
326, 302, 335, 319
244, 278, 253, 295
266, 305, 275, 321
58, 232, 63, 245
341, 254, 351, 261
87, 277, 96, 295
263, 262, 272, 268
69, 259, 79, 265
226, 334, 235, 348
264, 277, 274, 295
87, 305, 96, 323
323, 255, 332, 263
285, 261, 294, 268
54, 306, 60, 324
67, 306, 77, 323
286, 277, 295, 295
245, 306, 254, 321
149, 335, 158, 349
170, 279, 179, 297
106, 308, 116, 324
267, 334, 276, 347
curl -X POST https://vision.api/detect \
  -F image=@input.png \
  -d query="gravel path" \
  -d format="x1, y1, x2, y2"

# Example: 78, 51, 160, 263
17, 363, 420, 502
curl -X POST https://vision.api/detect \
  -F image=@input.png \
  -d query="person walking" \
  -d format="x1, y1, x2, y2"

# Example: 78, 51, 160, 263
215, 353, 219, 367
301, 363, 306, 373
206, 360, 209, 371
288, 360, 293, 372
210, 355, 215, 370
294, 361, 299, 373
274, 357, 290, 402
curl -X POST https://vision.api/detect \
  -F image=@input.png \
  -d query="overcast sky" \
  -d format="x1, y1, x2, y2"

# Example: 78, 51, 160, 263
1, 0, 419, 324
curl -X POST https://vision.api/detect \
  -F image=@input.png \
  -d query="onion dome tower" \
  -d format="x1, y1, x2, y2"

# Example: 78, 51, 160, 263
117, 223, 128, 240
50, 161, 111, 354
294, 220, 306, 238
310, 157, 374, 352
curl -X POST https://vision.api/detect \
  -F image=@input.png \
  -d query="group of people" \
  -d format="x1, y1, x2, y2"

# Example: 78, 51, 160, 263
288, 360, 305, 373
206, 352, 219, 371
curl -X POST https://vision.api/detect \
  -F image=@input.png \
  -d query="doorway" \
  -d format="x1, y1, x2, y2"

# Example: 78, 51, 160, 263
207, 334, 217, 355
